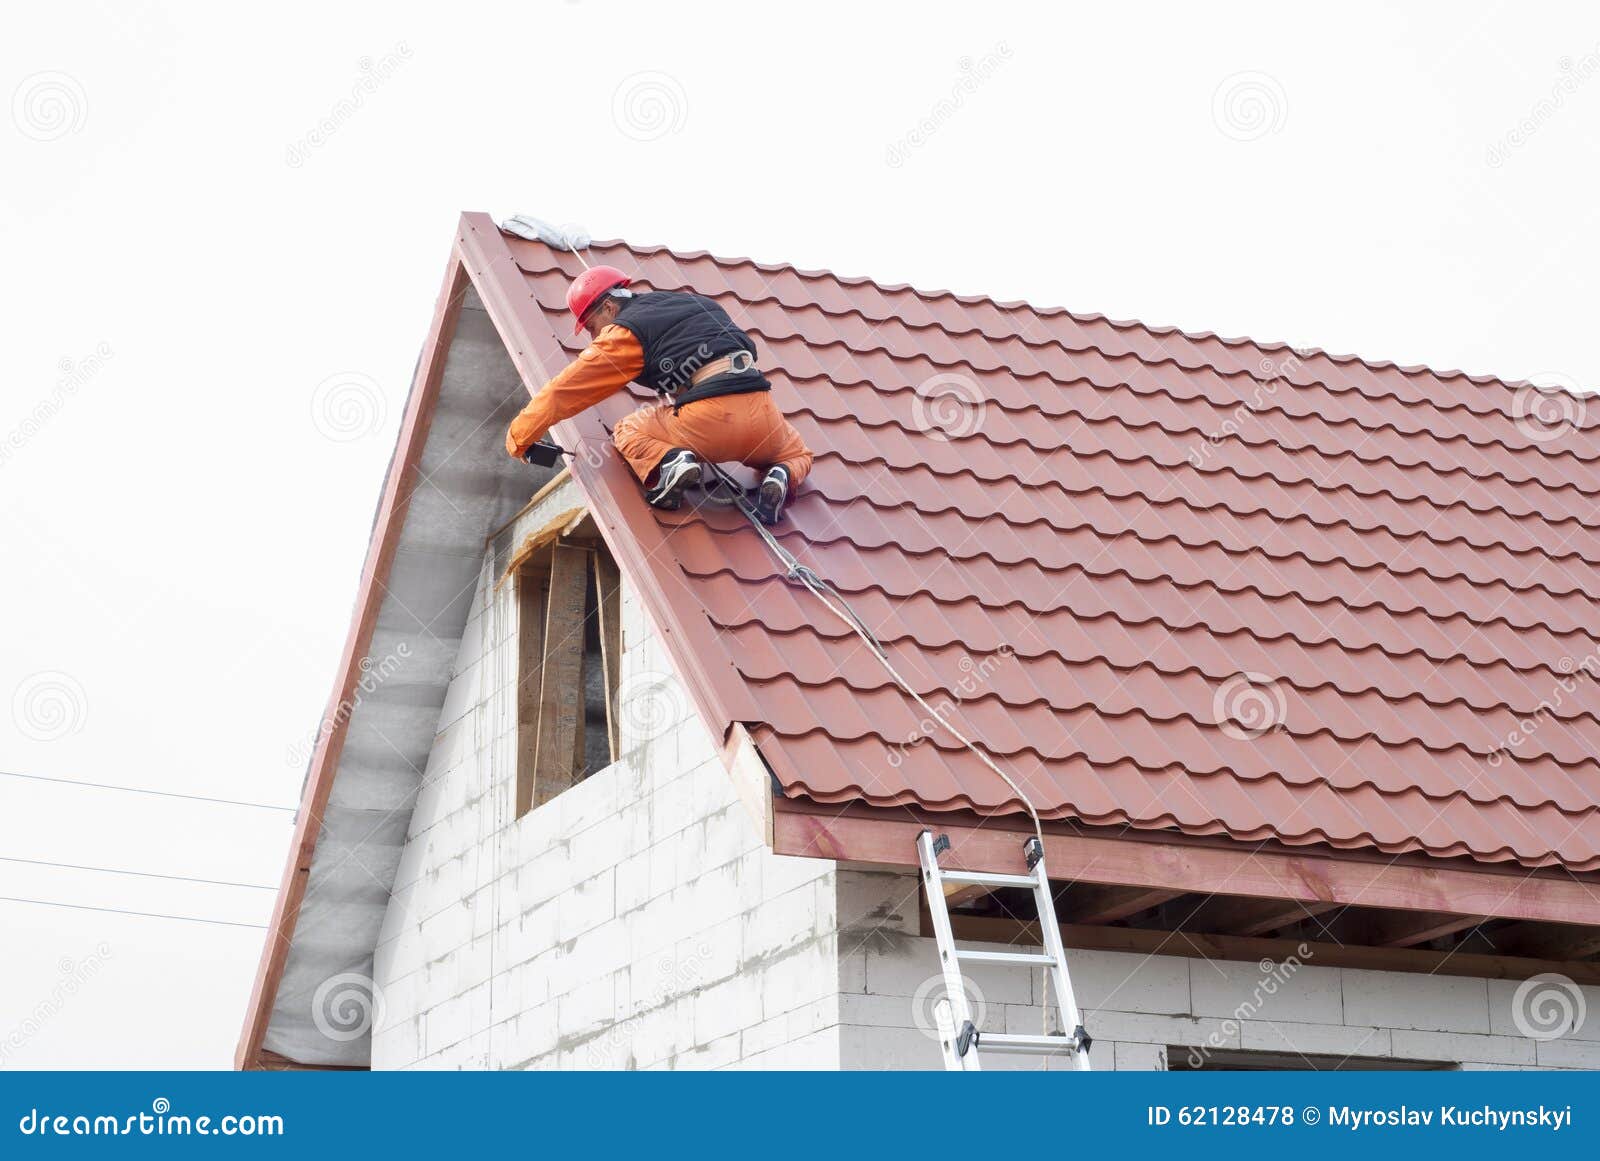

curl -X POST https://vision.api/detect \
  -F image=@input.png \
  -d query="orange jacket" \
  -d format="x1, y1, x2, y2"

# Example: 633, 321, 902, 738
504, 326, 645, 458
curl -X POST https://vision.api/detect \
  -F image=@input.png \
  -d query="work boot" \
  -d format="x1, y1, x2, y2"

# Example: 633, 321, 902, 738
646, 449, 701, 510
755, 464, 791, 525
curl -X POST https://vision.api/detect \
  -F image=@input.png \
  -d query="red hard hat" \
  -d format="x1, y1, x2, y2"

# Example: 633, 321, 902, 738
566, 265, 632, 334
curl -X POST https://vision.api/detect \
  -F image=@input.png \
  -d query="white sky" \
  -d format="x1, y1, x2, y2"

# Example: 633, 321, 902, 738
2, 1, 1596, 1068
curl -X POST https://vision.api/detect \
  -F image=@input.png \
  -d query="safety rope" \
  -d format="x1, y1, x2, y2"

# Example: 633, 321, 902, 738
701, 464, 1058, 1049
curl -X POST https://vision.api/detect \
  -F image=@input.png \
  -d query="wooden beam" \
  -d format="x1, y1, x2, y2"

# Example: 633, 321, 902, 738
770, 805, 1600, 928
593, 550, 623, 762
531, 544, 588, 810
1060, 884, 1180, 924
255, 1049, 367, 1072
942, 913, 1600, 986
1358, 910, 1488, 949
514, 547, 551, 818
1180, 896, 1340, 937
1492, 921, 1600, 962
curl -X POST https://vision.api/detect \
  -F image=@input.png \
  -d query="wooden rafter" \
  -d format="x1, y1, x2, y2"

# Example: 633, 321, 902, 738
1060, 884, 1180, 925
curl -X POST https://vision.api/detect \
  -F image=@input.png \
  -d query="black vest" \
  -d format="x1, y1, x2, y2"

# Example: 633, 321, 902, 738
610, 291, 770, 408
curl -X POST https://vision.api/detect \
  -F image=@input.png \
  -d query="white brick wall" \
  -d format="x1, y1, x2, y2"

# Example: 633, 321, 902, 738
371, 552, 839, 1069
830, 870, 1600, 1071
367, 539, 1600, 1073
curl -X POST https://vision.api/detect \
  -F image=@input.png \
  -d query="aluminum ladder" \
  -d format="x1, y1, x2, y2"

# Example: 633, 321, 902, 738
917, 830, 1093, 1071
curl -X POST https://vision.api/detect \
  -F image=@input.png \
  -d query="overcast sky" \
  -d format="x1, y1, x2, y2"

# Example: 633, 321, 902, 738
2, 1, 1597, 1068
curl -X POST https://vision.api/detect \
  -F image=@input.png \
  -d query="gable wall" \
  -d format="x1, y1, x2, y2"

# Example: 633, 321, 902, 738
369, 543, 843, 1068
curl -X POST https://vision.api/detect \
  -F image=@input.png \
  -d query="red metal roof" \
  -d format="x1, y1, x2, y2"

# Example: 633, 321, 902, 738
506, 232, 1600, 873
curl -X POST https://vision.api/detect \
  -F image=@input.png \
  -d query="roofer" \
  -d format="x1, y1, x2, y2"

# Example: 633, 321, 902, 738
505, 265, 813, 524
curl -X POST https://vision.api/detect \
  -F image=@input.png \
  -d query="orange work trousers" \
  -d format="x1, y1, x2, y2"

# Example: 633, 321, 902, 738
613, 391, 813, 493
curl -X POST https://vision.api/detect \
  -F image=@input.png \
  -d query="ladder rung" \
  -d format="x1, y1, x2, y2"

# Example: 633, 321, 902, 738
954, 948, 1055, 967
940, 869, 1038, 889
975, 1031, 1082, 1057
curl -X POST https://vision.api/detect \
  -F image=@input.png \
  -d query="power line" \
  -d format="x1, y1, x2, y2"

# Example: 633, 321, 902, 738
0, 855, 277, 892
0, 769, 294, 813
0, 894, 267, 930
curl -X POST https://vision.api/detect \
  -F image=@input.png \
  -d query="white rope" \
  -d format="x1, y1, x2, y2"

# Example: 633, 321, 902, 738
701, 464, 1057, 1050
